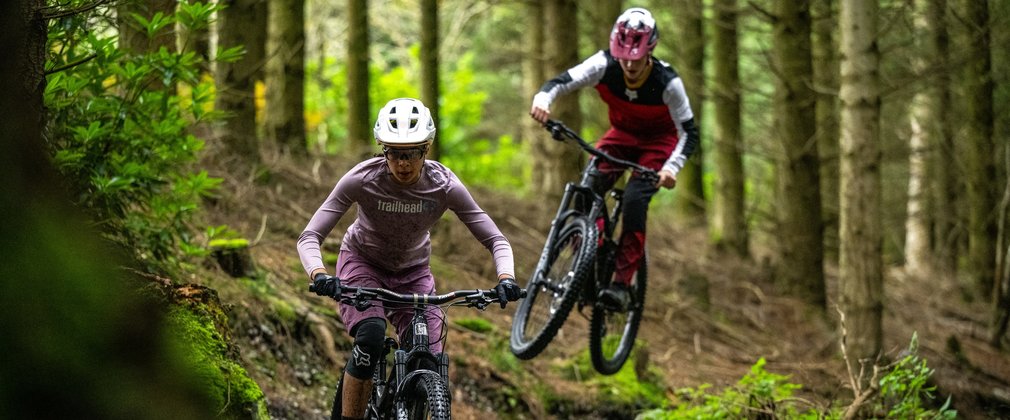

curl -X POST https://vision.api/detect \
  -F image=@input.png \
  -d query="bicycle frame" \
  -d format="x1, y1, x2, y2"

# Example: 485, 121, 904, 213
510, 119, 655, 371
368, 302, 451, 417
537, 120, 655, 307
537, 165, 626, 306
316, 286, 520, 419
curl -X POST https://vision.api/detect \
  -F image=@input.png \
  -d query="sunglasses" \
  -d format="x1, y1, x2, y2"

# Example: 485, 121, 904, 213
382, 146, 428, 161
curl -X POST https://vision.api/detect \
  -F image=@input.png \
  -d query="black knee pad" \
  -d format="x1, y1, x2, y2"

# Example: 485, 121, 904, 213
346, 317, 386, 380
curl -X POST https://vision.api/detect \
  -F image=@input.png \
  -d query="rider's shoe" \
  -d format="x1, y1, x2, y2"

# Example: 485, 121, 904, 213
598, 283, 630, 311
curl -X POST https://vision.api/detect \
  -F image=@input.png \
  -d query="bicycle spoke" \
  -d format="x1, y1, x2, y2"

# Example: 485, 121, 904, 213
511, 217, 595, 360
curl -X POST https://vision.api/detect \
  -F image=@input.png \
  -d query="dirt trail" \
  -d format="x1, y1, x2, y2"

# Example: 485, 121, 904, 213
201, 152, 1010, 419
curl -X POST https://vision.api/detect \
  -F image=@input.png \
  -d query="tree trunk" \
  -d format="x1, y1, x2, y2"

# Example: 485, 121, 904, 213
2, 2, 218, 417
581, 0, 623, 137
711, 0, 747, 257
927, 0, 958, 273
772, 0, 825, 308
905, 95, 931, 274
904, 0, 941, 275
956, 0, 997, 297
420, 0, 440, 160
672, 0, 707, 225
812, 0, 839, 261
346, 0, 371, 156
838, 0, 883, 368
215, 0, 266, 162
523, 1, 547, 202
994, 147, 1010, 346
265, 0, 307, 155
591, 0, 623, 46
533, 0, 583, 200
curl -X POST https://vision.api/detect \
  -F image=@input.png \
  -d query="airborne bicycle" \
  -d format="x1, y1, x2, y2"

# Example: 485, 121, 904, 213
311, 281, 524, 420
510, 120, 656, 375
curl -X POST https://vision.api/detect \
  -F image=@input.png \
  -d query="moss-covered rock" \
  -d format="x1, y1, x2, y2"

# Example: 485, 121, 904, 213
164, 285, 270, 419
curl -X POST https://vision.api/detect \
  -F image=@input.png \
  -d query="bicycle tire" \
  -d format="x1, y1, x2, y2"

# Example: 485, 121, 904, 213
510, 216, 597, 359
402, 370, 451, 420
330, 371, 343, 420
589, 253, 647, 375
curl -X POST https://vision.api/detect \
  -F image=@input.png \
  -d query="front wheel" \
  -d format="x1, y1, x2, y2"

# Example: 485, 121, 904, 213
589, 253, 647, 375
510, 217, 597, 360
401, 370, 451, 420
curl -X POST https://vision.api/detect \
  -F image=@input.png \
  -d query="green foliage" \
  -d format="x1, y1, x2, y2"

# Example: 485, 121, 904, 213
641, 358, 817, 419
44, 1, 223, 269
640, 336, 957, 419
872, 333, 957, 419
304, 49, 530, 190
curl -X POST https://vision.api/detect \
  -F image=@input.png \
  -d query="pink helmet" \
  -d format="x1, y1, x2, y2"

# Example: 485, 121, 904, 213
609, 7, 658, 61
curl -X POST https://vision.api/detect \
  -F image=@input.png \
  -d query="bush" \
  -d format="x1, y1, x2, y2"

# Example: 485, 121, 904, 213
44, 1, 224, 269
641, 334, 957, 419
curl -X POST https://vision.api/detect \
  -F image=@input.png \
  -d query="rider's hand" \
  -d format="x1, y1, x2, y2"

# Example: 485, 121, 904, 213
530, 93, 551, 124
312, 272, 341, 298
494, 276, 522, 308
657, 170, 677, 189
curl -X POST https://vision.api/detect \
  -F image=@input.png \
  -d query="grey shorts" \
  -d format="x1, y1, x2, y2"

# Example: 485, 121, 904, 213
335, 249, 444, 353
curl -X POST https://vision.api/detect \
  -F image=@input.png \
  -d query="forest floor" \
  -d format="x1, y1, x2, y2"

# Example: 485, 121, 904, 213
195, 147, 1010, 419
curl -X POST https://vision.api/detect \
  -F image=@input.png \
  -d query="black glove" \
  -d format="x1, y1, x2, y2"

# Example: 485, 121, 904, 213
312, 273, 341, 298
493, 276, 522, 308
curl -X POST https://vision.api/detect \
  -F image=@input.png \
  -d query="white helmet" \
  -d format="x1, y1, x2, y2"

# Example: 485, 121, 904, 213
373, 98, 436, 146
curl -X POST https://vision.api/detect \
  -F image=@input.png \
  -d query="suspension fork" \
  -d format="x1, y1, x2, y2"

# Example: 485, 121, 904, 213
534, 182, 594, 279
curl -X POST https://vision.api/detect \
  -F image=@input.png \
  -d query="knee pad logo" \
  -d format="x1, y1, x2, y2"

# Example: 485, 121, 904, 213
352, 345, 372, 367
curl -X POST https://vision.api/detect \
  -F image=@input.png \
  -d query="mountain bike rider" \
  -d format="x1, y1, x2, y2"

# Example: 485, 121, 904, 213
297, 98, 523, 420
529, 7, 700, 310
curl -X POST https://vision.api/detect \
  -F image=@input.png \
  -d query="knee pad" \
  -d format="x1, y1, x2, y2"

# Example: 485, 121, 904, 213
346, 317, 386, 380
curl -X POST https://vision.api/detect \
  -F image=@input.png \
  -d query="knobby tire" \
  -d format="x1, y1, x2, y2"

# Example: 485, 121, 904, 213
589, 254, 647, 375
403, 370, 451, 420
510, 217, 597, 360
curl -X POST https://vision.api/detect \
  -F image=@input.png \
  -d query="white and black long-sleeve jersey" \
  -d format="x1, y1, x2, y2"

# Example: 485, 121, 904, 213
533, 50, 699, 176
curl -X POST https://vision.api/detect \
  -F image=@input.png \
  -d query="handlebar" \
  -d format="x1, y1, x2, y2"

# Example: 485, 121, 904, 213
543, 120, 660, 183
310, 280, 527, 311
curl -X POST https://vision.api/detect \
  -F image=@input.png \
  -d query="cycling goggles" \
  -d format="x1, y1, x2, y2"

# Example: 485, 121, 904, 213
382, 145, 428, 161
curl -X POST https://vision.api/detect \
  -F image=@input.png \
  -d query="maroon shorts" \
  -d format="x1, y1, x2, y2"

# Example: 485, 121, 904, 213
335, 249, 444, 353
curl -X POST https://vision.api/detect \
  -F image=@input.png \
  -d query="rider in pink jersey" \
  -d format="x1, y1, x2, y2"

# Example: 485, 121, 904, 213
298, 98, 522, 420
529, 7, 699, 310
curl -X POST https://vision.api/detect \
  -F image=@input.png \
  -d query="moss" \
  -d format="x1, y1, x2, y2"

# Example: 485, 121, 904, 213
555, 338, 670, 410
323, 253, 339, 267
208, 238, 249, 249
455, 317, 494, 333
165, 306, 269, 419
269, 296, 297, 323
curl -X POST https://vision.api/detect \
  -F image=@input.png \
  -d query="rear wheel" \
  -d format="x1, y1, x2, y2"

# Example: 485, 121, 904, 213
589, 254, 647, 375
403, 370, 451, 420
510, 217, 597, 359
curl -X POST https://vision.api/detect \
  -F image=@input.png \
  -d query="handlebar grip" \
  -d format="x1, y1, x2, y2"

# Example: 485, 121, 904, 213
308, 282, 316, 293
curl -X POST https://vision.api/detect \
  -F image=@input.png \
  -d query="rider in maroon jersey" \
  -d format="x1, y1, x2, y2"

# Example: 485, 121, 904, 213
299, 98, 522, 419
529, 7, 700, 310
